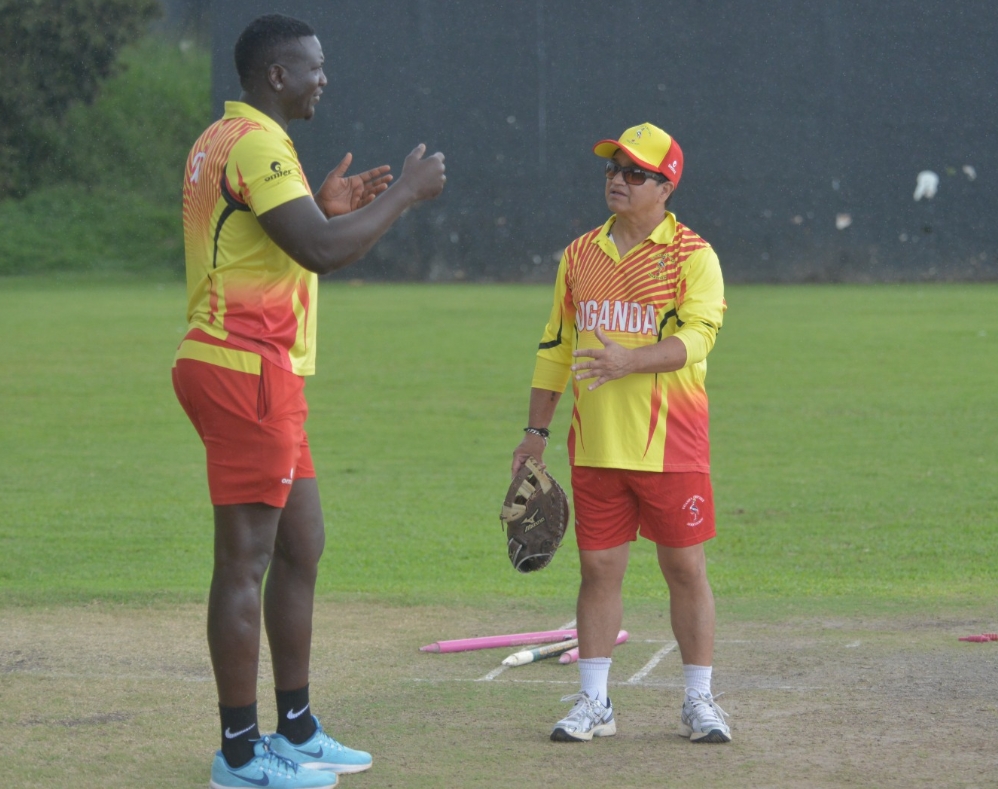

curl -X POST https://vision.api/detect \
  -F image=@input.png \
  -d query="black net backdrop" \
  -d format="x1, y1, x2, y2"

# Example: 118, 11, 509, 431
210, 0, 997, 282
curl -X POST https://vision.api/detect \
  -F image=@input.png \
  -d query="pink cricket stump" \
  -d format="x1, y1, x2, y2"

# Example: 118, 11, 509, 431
559, 630, 629, 664
959, 633, 998, 642
419, 629, 578, 653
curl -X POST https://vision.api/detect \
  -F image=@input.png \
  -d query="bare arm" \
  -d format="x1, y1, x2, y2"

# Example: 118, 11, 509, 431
258, 144, 445, 275
511, 387, 562, 476
571, 326, 687, 391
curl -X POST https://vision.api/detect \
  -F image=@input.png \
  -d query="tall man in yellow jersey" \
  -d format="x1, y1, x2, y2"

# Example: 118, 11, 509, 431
174, 14, 446, 789
511, 123, 731, 745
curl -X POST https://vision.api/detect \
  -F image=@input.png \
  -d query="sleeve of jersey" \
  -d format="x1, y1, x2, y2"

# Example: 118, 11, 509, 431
227, 130, 311, 216
673, 247, 726, 366
531, 253, 574, 393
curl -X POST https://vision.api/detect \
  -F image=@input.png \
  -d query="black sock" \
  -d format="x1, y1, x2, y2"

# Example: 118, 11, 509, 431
219, 702, 260, 768
275, 684, 317, 744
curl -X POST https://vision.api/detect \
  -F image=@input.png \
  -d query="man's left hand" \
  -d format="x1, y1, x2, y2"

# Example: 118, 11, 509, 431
571, 326, 634, 391
315, 153, 393, 217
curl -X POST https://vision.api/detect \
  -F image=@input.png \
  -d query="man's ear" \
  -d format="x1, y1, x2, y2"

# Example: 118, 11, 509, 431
267, 63, 286, 91
660, 180, 675, 205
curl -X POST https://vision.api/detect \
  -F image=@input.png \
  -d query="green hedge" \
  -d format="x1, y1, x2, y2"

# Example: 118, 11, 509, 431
0, 0, 160, 199
0, 38, 210, 276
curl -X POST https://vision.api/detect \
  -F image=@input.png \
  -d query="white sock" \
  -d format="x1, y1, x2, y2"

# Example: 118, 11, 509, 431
578, 657, 612, 705
683, 664, 712, 697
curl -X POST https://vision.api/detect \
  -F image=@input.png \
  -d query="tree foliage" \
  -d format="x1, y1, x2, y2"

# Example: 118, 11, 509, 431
0, 0, 160, 199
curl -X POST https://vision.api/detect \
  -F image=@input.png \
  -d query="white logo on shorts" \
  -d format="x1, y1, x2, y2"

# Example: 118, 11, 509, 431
281, 467, 295, 485
682, 495, 705, 528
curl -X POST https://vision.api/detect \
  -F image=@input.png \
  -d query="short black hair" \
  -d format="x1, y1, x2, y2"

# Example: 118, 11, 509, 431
234, 14, 315, 90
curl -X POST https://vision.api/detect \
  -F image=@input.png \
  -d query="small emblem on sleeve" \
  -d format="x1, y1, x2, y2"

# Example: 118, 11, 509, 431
189, 151, 206, 184
265, 160, 295, 182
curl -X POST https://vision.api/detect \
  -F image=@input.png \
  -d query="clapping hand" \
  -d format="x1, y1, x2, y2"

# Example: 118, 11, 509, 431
315, 152, 393, 217
399, 144, 446, 202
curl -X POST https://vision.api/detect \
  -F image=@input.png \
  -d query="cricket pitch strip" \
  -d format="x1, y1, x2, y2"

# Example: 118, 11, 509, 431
2, 599, 996, 788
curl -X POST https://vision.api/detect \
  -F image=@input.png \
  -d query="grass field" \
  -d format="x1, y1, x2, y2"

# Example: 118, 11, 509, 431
2, 279, 995, 605
1, 279, 997, 787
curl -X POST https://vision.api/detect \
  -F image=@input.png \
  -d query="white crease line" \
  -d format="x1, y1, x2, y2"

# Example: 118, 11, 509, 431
476, 618, 576, 682
411, 677, 827, 691
644, 639, 751, 643
0, 670, 212, 682
633, 681, 826, 690
416, 677, 579, 685
477, 664, 509, 682
625, 640, 678, 684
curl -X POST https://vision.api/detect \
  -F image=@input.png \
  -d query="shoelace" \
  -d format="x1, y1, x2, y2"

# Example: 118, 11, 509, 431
559, 692, 606, 721
314, 726, 346, 751
252, 736, 302, 777
686, 690, 729, 727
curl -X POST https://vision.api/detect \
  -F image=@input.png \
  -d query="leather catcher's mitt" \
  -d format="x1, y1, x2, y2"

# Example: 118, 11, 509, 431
500, 457, 570, 573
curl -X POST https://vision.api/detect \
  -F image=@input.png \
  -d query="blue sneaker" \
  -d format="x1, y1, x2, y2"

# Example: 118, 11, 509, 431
269, 716, 373, 774
209, 736, 338, 788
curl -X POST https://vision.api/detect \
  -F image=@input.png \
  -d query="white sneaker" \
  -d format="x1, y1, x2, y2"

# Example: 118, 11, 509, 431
679, 688, 732, 743
550, 692, 616, 742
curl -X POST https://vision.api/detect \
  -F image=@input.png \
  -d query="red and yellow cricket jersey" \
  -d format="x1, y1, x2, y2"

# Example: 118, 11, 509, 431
532, 212, 726, 472
179, 101, 318, 376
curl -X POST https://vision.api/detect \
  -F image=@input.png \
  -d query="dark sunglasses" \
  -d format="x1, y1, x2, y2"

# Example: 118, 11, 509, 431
604, 160, 667, 186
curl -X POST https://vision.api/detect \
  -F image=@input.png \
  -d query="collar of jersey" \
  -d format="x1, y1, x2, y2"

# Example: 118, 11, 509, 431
593, 211, 677, 262
222, 101, 293, 143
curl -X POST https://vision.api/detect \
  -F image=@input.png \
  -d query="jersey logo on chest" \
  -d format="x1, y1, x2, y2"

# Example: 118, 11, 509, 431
648, 252, 680, 283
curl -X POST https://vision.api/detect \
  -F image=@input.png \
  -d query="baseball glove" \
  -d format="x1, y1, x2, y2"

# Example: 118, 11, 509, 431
500, 457, 570, 573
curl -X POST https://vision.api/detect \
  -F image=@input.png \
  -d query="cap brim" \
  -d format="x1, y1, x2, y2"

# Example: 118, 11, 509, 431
592, 139, 661, 174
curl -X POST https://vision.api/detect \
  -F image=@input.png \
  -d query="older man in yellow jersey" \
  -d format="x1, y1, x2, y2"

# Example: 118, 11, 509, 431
174, 13, 446, 789
511, 123, 731, 744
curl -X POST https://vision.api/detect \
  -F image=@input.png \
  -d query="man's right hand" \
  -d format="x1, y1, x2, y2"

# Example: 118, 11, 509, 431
399, 143, 446, 202
511, 433, 547, 477
258, 143, 446, 275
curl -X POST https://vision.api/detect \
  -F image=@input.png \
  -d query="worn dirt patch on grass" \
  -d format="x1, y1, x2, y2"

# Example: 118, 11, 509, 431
2, 601, 996, 788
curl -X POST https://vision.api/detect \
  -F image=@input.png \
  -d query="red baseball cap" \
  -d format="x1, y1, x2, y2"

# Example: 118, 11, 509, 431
593, 123, 684, 187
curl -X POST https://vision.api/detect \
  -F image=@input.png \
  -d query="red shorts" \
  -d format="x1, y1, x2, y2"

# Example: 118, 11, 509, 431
571, 466, 715, 551
172, 353, 314, 508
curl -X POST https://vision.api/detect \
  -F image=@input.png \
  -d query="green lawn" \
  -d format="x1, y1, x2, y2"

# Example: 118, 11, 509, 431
1, 280, 995, 607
